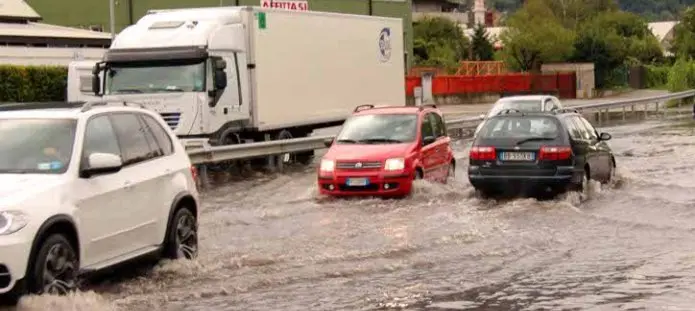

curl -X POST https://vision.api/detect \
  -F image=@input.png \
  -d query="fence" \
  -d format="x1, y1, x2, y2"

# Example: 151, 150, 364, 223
405, 72, 577, 99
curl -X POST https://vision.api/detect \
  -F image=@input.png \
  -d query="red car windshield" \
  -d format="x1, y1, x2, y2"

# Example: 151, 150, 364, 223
336, 114, 418, 144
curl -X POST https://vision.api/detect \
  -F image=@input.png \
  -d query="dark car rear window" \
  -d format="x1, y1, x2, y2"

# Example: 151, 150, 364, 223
478, 116, 560, 138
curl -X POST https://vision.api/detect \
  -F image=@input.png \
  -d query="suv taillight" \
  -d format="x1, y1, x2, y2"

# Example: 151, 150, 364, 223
470, 146, 496, 160
538, 146, 572, 160
190, 165, 199, 182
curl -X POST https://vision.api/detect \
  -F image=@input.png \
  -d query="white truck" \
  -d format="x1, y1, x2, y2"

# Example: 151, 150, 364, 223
89, 6, 405, 161
67, 60, 101, 102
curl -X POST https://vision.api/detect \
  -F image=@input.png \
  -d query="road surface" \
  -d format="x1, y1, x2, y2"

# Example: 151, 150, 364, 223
9, 117, 695, 311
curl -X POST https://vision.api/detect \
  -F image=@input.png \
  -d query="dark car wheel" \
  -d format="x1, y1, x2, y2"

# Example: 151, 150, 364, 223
27, 234, 79, 295
164, 208, 199, 260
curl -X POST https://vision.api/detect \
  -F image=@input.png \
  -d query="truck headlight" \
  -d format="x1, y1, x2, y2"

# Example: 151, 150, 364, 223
320, 159, 335, 172
384, 158, 405, 171
0, 211, 28, 235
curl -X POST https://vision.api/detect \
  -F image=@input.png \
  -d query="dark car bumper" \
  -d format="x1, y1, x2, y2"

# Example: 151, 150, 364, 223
467, 165, 577, 191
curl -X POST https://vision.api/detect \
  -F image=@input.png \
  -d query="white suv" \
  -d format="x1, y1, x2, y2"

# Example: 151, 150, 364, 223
0, 101, 199, 303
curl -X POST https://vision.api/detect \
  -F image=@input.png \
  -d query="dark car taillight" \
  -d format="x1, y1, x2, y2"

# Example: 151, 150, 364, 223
470, 146, 496, 160
538, 146, 571, 160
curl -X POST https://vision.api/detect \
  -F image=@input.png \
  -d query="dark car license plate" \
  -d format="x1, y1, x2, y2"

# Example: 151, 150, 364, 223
501, 152, 535, 161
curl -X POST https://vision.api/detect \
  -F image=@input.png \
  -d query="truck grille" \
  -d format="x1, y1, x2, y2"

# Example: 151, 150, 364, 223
336, 161, 382, 170
160, 112, 181, 130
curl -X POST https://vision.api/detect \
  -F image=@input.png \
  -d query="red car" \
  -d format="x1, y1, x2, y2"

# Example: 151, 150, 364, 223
317, 104, 455, 197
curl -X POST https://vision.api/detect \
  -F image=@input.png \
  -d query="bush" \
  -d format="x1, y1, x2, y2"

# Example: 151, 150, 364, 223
666, 58, 695, 106
644, 64, 670, 88
0, 65, 67, 102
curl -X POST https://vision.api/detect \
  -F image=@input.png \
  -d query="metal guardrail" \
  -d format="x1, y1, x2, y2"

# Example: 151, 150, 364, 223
187, 90, 695, 166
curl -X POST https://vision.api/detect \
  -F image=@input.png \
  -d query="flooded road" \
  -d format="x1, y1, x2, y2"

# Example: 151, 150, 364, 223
9, 119, 695, 311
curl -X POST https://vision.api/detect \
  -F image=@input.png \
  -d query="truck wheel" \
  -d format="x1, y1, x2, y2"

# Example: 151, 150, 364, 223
276, 130, 314, 165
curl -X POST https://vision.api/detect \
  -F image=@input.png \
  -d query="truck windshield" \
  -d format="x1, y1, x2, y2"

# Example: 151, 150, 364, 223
0, 118, 77, 174
105, 59, 205, 94
336, 114, 418, 144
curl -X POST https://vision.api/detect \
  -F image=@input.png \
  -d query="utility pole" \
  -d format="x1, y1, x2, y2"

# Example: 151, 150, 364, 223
109, 0, 116, 39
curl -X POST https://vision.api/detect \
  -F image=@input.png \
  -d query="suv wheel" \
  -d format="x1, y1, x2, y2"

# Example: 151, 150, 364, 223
28, 234, 78, 295
164, 208, 198, 260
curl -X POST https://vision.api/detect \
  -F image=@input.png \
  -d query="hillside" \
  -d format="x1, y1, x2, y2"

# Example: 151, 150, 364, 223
486, 0, 694, 21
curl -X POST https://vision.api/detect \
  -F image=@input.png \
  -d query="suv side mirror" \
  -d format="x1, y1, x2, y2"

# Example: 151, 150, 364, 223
214, 69, 227, 90
323, 138, 334, 148
80, 152, 122, 178
422, 136, 436, 146
599, 132, 612, 141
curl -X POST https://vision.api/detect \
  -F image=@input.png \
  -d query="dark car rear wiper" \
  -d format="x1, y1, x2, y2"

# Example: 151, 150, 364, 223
515, 137, 555, 145
336, 139, 358, 144
358, 138, 403, 144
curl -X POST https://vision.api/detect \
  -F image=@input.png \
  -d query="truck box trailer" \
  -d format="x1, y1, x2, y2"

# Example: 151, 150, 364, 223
90, 6, 405, 159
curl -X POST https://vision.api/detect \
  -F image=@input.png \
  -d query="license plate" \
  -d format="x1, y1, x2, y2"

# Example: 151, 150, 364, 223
501, 152, 535, 161
346, 177, 369, 186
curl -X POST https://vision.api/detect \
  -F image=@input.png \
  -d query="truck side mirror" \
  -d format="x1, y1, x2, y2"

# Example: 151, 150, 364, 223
214, 59, 227, 70
214, 69, 227, 90
91, 74, 100, 95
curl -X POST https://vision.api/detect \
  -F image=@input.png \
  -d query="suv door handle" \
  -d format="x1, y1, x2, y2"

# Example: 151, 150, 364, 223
124, 180, 133, 190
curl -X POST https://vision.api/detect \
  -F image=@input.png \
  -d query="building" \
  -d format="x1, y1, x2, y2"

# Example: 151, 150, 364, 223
26, 0, 414, 69
648, 21, 678, 56
0, 0, 110, 66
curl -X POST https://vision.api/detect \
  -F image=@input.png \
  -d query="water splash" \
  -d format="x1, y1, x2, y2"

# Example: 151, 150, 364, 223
14, 291, 118, 311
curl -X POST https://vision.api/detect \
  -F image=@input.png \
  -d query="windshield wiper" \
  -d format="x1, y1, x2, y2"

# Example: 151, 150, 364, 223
358, 138, 403, 144
112, 88, 144, 94
150, 87, 184, 92
515, 137, 555, 145
336, 139, 358, 144
0, 169, 34, 174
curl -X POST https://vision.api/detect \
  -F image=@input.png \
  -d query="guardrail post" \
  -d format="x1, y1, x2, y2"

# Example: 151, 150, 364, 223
264, 133, 275, 172
198, 164, 210, 189
644, 103, 648, 119
622, 106, 626, 121
597, 110, 602, 126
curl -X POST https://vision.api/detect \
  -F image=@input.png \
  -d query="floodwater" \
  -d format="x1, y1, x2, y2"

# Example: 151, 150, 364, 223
7, 119, 695, 311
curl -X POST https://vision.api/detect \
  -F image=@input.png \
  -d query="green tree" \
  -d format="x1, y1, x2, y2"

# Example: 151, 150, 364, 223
571, 10, 662, 88
412, 17, 469, 71
542, 0, 618, 29
672, 6, 695, 58
499, 0, 575, 71
470, 23, 495, 61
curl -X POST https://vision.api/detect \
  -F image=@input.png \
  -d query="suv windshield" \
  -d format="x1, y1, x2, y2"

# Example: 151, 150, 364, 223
478, 116, 560, 139
336, 114, 418, 144
489, 100, 543, 116
0, 118, 77, 174
105, 59, 205, 94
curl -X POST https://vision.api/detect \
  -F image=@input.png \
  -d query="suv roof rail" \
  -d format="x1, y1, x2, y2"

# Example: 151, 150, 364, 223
495, 108, 524, 116
418, 104, 437, 111
80, 100, 145, 112
551, 107, 580, 114
353, 104, 375, 112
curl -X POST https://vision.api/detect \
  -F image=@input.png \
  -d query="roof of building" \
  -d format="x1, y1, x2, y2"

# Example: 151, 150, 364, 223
648, 21, 678, 43
0, 0, 40, 21
0, 0, 110, 40
0, 21, 111, 39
